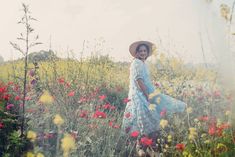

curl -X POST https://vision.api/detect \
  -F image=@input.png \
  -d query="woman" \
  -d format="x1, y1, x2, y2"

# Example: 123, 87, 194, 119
121, 41, 186, 156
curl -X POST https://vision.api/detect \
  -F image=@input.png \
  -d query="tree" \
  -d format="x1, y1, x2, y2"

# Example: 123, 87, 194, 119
10, 3, 42, 136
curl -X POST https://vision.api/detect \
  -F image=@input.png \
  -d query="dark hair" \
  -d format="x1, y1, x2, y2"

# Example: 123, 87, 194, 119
136, 44, 150, 54
135, 44, 150, 60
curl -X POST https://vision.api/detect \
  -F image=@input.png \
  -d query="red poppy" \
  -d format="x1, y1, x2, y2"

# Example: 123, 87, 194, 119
92, 110, 107, 118
99, 95, 106, 101
58, 78, 65, 84
0, 86, 7, 93
198, 116, 209, 122
3, 94, 11, 101
208, 125, 216, 136
68, 91, 75, 97
79, 110, 88, 118
219, 123, 231, 130
15, 95, 21, 101
140, 137, 153, 146
130, 131, 139, 138
175, 143, 185, 151
65, 82, 71, 88
123, 98, 131, 103
103, 103, 111, 109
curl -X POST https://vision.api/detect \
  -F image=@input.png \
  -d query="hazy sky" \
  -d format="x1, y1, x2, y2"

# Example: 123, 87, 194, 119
0, 0, 230, 63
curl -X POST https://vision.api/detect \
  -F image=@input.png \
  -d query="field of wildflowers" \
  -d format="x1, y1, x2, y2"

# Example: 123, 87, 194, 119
0, 53, 234, 157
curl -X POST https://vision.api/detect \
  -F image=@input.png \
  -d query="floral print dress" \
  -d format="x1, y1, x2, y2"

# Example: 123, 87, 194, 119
121, 58, 186, 136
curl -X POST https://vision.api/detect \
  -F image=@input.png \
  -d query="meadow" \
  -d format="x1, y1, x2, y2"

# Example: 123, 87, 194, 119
0, 53, 234, 157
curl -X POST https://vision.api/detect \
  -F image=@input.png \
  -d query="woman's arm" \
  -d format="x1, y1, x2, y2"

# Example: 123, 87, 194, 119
136, 78, 149, 101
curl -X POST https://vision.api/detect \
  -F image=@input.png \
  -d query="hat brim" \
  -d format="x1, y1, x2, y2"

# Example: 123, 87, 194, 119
129, 41, 155, 58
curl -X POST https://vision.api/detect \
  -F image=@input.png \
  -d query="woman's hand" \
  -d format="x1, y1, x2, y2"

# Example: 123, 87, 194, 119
136, 78, 149, 102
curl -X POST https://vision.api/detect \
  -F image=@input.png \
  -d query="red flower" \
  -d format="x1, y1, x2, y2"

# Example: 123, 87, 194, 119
3, 94, 11, 101
68, 91, 75, 97
99, 95, 106, 101
6, 104, 14, 110
110, 105, 116, 110
0, 86, 7, 93
208, 125, 216, 136
219, 123, 231, 130
198, 116, 209, 122
8, 81, 14, 85
154, 82, 161, 87
140, 137, 153, 146
65, 82, 71, 88
15, 95, 21, 101
0, 122, 4, 129
79, 97, 87, 103
112, 124, 120, 129
79, 110, 88, 118
24, 96, 31, 101
160, 108, 167, 117
103, 103, 111, 109
123, 98, 131, 103
125, 112, 131, 118
175, 143, 185, 151
58, 78, 65, 84
130, 131, 139, 138
92, 110, 107, 118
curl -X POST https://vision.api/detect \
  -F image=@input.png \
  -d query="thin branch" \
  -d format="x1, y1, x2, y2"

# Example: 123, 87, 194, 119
9, 42, 25, 56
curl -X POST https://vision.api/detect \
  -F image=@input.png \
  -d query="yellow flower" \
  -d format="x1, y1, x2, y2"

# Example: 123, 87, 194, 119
167, 135, 172, 142
36, 153, 44, 157
53, 114, 64, 126
217, 143, 228, 152
39, 90, 54, 105
148, 104, 156, 111
188, 127, 197, 140
183, 151, 189, 157
27, 130, 37, 142
186, 107, 193, 114
61, 133, 76, 157
156, 97, 161, 104
167, 87, 174, 95
149, 89, 160, 99
26, 152, 35, 157
160, 119, 168, 129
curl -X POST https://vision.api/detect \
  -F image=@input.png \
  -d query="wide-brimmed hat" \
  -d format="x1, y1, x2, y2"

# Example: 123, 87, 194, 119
129, 40, 155, 58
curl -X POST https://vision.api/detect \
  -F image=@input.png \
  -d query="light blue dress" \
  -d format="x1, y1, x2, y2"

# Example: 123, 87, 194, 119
121, 58, 186, 136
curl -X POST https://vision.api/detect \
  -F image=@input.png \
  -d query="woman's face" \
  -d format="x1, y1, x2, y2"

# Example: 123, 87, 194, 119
136, 45, 149, 60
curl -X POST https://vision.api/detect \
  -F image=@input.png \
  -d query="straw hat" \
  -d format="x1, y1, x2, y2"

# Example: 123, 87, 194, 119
129, 40, 155, 58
